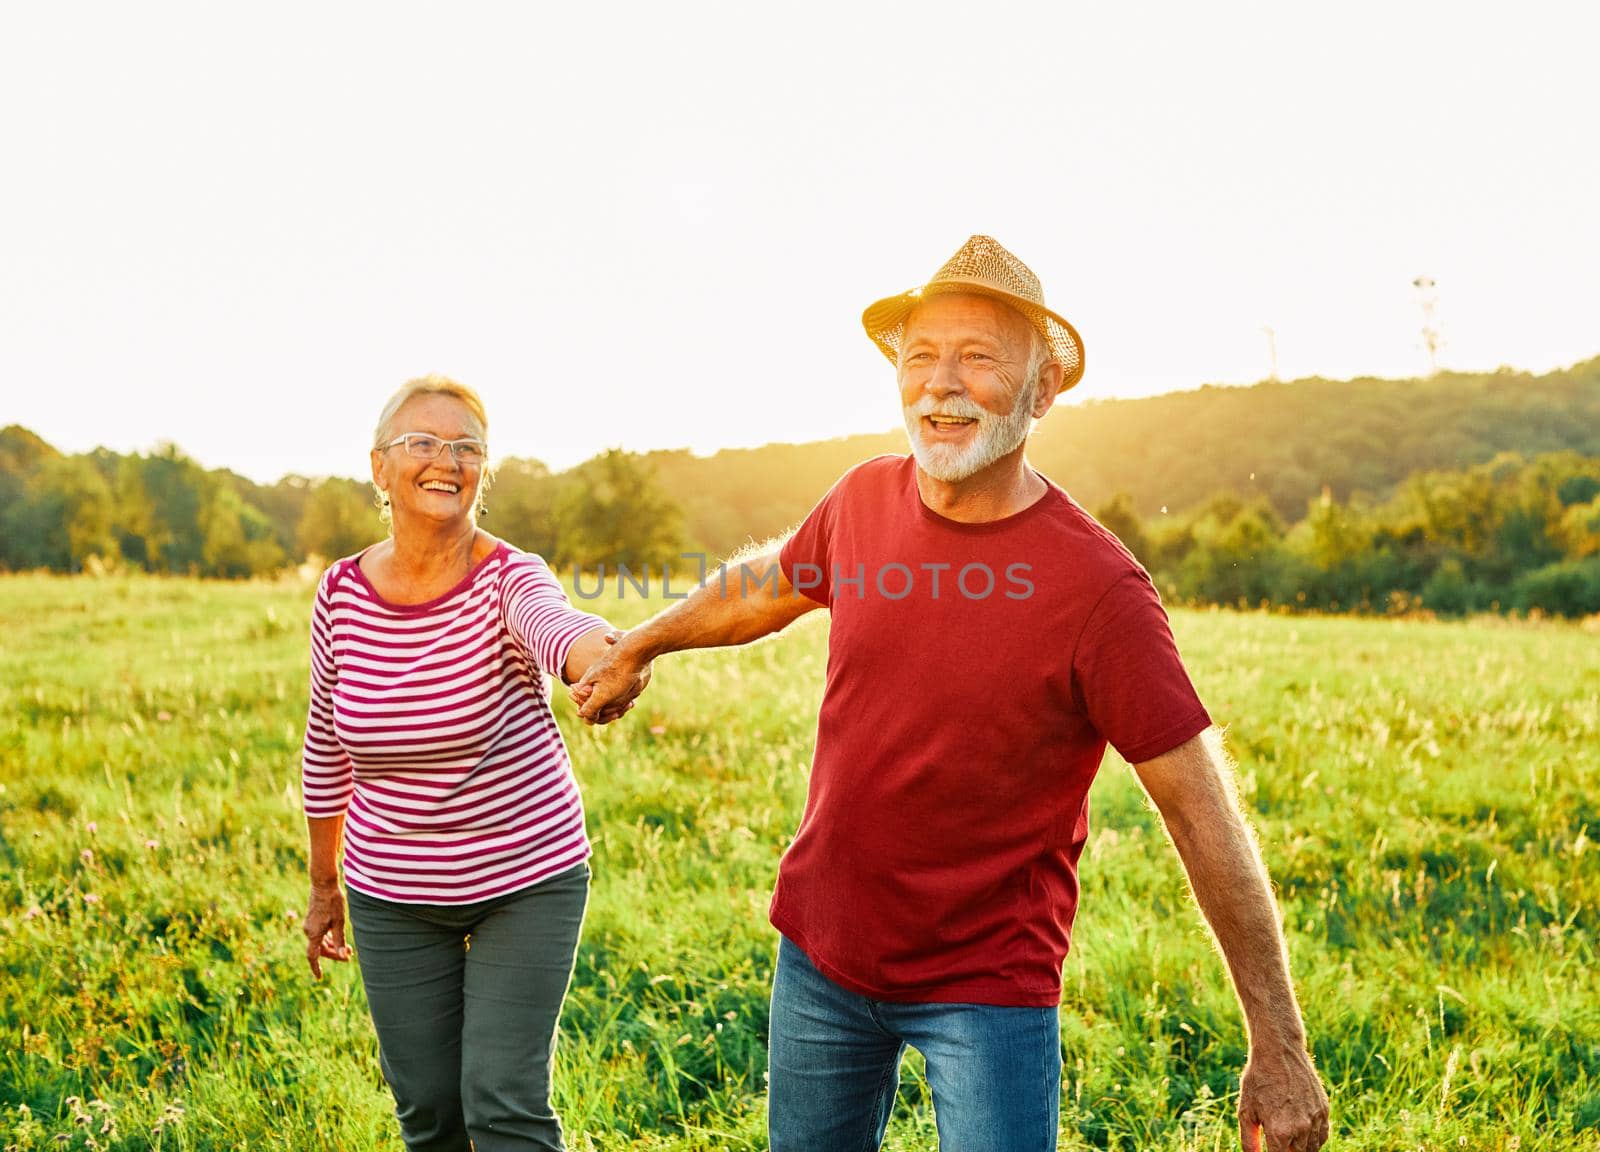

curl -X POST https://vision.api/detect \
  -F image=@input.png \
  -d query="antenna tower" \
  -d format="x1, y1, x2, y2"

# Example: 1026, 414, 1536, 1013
1412, 275, 1443, 376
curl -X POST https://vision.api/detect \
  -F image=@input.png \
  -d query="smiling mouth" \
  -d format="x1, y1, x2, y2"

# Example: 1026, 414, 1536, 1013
925, 415, 977, 433
419, 481, 461, 493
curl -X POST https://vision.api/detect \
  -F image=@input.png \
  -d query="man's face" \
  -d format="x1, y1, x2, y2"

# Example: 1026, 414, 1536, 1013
897, 293, 1050, 483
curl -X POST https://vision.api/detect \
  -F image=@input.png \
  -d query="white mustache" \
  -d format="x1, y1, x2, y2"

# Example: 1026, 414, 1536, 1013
905, 395, 988, 421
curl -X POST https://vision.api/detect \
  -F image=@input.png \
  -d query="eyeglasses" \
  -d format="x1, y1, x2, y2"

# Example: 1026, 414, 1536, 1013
381, 433, 488, 464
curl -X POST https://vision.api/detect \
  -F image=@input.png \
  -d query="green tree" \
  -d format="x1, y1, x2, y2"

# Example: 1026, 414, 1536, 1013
1511, 558, 1600, 618
1176, 497, 1290, 608
552, 450, 685, 569
1093, 492, 1149, 566
3, 456, 117, 571
297, 478, 380, 563
487, 458, 562, 558
200, 479, 287, 577
1557, 497, 1600, 558
0, 426, 63, 569
114, 445, 208, 572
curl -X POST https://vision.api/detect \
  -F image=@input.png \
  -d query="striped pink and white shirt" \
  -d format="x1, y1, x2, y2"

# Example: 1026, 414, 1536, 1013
300, 542, 608, 904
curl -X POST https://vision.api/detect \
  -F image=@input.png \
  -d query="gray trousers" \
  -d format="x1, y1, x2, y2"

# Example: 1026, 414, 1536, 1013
346, 862, 589, 1152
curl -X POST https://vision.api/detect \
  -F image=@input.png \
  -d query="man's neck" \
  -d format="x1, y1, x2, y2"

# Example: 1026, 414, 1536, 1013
913, 449, 1046, 524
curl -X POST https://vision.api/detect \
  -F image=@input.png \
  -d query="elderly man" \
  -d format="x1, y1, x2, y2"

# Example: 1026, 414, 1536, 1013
575, 236, 1330, 1152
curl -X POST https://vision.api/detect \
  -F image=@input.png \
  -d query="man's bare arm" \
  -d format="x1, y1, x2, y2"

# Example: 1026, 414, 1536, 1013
1132, 728, 1330, 1152
571, 543, 822, 722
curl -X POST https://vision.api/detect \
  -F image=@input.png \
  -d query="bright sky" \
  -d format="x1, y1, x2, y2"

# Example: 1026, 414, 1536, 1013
2, 2, 1596, 484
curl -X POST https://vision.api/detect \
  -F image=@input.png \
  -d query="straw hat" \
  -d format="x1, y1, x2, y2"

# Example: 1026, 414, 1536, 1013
861, 235, 1085, 393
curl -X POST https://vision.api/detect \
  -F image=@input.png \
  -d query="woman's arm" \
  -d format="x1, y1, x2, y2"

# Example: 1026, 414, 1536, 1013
502, 554, 645, 721
562, 626, 650, 723
303, 814, 351, 979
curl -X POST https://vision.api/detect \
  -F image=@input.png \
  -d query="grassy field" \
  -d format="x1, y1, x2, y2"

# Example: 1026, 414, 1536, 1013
1, 571, 1596, 1151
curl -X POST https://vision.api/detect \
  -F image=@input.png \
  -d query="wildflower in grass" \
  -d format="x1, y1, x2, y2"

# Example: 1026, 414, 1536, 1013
145, 838, 160, 850
83, 893, 100, 905
650, 724, 667, 735
150, 1100, 185, 1138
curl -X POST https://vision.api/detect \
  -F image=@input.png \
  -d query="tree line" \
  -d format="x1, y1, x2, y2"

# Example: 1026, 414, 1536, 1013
643, 355, 1600, 557
4, 356, 1598, 616
0, 429, 683, 580
1098, 450, 1600, 618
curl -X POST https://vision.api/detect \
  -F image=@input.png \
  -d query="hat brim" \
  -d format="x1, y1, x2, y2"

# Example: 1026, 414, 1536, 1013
862, 279, 1086, 393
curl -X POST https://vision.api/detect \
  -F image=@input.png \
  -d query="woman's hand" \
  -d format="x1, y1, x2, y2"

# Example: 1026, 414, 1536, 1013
304, 882, 351, 979
571, 630, 653, 725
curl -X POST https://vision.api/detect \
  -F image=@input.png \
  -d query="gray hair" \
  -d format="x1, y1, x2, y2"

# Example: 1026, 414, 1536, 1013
1021, 323, 1055, 405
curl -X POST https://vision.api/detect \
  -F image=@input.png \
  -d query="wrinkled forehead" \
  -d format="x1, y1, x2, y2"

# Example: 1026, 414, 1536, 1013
902, 291, 1035, 349
390, 393, 486, 440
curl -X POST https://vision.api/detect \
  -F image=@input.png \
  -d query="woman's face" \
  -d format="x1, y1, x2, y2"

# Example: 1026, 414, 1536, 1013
370, 393, 487, 531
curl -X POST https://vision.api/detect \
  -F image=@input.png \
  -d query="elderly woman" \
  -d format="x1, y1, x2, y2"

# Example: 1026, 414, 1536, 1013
299, 375, 646, 1152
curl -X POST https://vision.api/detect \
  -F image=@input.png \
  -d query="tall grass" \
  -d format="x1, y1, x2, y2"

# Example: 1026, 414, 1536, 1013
1, 573, 1595, 1150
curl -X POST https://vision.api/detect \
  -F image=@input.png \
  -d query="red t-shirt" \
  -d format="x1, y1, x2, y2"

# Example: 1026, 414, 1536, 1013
773, 455, 1211, 1007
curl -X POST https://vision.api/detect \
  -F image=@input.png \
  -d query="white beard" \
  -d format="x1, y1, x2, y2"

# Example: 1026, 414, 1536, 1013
902, 387, 1036, 483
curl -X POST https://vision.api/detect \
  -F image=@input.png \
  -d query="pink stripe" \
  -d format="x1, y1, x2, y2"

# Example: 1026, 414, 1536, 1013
337, 708, 557, 761
342, 764, 576, 833
346, 851, 590, 905
348, 745, 565, 805
333, 664, 533, 696
344, 819, 582, 874
332, 605, 499, 640
299, 548, 601, 905
346, 839, 589, 896
330, 670, 525, 709
334, 700, 552, 747
353, 767, 574, 828
349, 761, 570, 815
341, 806, 583, 861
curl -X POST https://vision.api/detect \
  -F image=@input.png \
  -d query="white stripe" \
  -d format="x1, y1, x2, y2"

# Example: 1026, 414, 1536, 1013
300, 548, 603, 903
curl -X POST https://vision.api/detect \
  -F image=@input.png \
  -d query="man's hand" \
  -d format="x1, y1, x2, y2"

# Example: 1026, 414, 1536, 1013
303, 882, 350, 979
1133, 731, 1329, 1152
1239, 1044, 1330, 1151
570, 631, 652, 725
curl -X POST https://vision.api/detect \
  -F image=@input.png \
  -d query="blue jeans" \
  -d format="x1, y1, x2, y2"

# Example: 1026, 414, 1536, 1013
767, 936, 1061, 1152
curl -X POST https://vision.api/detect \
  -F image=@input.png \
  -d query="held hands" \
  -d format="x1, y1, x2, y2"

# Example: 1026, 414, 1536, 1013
570, 630, 652, 725
303, 882, 351, 979
1239, 1043, 1330, 1151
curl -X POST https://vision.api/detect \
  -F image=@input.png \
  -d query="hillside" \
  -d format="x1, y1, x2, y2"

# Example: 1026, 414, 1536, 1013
644, 357, 1600, 556
4, 357, 1597, 589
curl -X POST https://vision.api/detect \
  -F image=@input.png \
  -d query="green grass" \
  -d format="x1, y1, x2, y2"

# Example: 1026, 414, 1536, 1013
1, 572, 1596, 1150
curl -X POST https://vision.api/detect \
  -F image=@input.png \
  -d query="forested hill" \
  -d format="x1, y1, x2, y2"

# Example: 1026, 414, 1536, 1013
2, 357, 1596, 582
648, 357, 1600, 555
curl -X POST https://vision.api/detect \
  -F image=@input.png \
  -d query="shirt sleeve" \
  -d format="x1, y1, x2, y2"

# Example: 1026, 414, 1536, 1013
301, 565, 354, 819
502, 552, 611, 681
1072, 571, 1212, 764
778, 474, 845, 606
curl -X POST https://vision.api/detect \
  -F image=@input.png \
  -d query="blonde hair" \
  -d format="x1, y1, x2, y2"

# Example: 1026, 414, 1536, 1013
373, 374, 489, 448
371, 375, 494, 527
